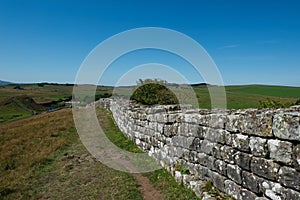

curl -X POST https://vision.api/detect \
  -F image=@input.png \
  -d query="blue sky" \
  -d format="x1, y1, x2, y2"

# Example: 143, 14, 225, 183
0, 0, 300, 86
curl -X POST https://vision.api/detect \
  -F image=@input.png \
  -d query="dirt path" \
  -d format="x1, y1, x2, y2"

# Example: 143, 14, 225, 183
133, 173, 164, 200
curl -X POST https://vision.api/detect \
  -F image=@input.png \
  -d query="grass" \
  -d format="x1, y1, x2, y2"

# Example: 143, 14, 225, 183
193, 85, 300, 109
0, 96, 47, 124
97, 107, 201, 200
0, 109, 142, 199
0, 107, 202, 199
0, 103, 32, 123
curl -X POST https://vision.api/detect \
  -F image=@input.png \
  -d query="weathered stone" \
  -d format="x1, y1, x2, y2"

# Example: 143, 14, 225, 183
202, 192, 217, 200
226, 114, 240, 132
190, 138, 202, 152
188, 124, 200, 137
178, 123, 190, 136
251, 157, 280, 181
181, 113, 201, 124
211, 171, 226, 192
273, 112, 300, 141
224, 131, 233, 146
232, 133, 250, 152
189, 151, 199, 163
241, 171, 259, 193
222, 146, 237, 164
268, 139, 292, 164
174, 171, 182, 183
283, 188, 300, 200
198, 152, 209, 166
240, 189, 258, 200
199, 166, 211, 179
212, 144, 223, 159
227, 164, 242, 184
208, 114, 226, 129
200, 140, 215, 155
249, 137, 268, 157
214, 159, 227, 176
206, 156, 216, 171
197, 126, 208, 139
234, 151, 252, 171
293, 144, 300, 171
205, 128, 226, 144
238, 111, 274, 137
172, 135, 186, 147
163, 124, 178, 137
259, 180, 284, 200
278, 166, 300, 191
225, 179, 241, 200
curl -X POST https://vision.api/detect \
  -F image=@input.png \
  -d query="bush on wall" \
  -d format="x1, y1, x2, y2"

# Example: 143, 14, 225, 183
130, 79, 179, 105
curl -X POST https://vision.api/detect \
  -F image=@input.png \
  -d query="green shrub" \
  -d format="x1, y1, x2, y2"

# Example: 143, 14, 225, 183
259, 98, 300, 109
130, 79, 178, 105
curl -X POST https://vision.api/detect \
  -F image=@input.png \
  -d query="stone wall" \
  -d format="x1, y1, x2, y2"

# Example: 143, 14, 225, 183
97, 98, 300, 200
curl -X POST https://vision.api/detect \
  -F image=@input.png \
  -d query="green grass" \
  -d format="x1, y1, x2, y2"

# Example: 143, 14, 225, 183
0, 103, 32, 123
226, 85, 300, 98
0, 109, 143, 200
193, 85, 300, 109
97, 107, 200, 200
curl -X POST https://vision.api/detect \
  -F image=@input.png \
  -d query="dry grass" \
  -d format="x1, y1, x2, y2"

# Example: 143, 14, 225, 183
0, 109, 142, 199
0, 109, 74, 196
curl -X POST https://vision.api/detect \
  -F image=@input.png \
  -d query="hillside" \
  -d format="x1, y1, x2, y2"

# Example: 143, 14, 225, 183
0, 108, 200, 199
0, 96, 47, 123
0, 80, 13, 85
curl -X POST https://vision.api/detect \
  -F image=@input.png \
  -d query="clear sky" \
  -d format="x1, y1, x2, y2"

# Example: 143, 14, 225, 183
1, 0, 300, 86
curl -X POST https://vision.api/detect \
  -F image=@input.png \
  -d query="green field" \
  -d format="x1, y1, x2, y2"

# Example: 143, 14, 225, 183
1, 83, 300, 123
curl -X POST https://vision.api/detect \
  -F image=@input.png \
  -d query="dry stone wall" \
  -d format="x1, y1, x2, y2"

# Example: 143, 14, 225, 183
97, 98, 300, 200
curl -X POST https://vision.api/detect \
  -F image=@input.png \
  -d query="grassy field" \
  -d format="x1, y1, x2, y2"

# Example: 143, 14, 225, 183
1, 83, 300, 123
0, 84, 112, 123
0, 108, 201, 199
193, 84, 300, 109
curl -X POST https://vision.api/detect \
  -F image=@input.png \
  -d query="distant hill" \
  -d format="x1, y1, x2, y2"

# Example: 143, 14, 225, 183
0, 80, 13, 85
0, 96, 47, 123
190, 83, 211, 87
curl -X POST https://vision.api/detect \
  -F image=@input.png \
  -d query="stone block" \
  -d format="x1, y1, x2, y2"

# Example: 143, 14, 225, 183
197, 125, 208, 139
222, 146, 237, 164
225, 179, 241, 200
205, 128, 226, 144
198, 152, 209, 166
163, 124, 178, 137
232, 133, 250, 152
226, 114, 240, 132
241, 170, 259, 193
259, 180, 284, 200
283, 188, 300, 200
293, 144, 300, 171
249, 137, 268, 157
214, 159, 227, 176
212, 144, 223, 159
278, 166, 300, 191
251, 157, 280, 181
190, 138, 202, 152
211, 171, 226, 192
206, 156, 216, 171
273, 112, 300, 141
268, 139, 292, 164
234, 151, 252, 171
240, 189, 258, 200
227, 164, 242, 184
200, 139, 215, 155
